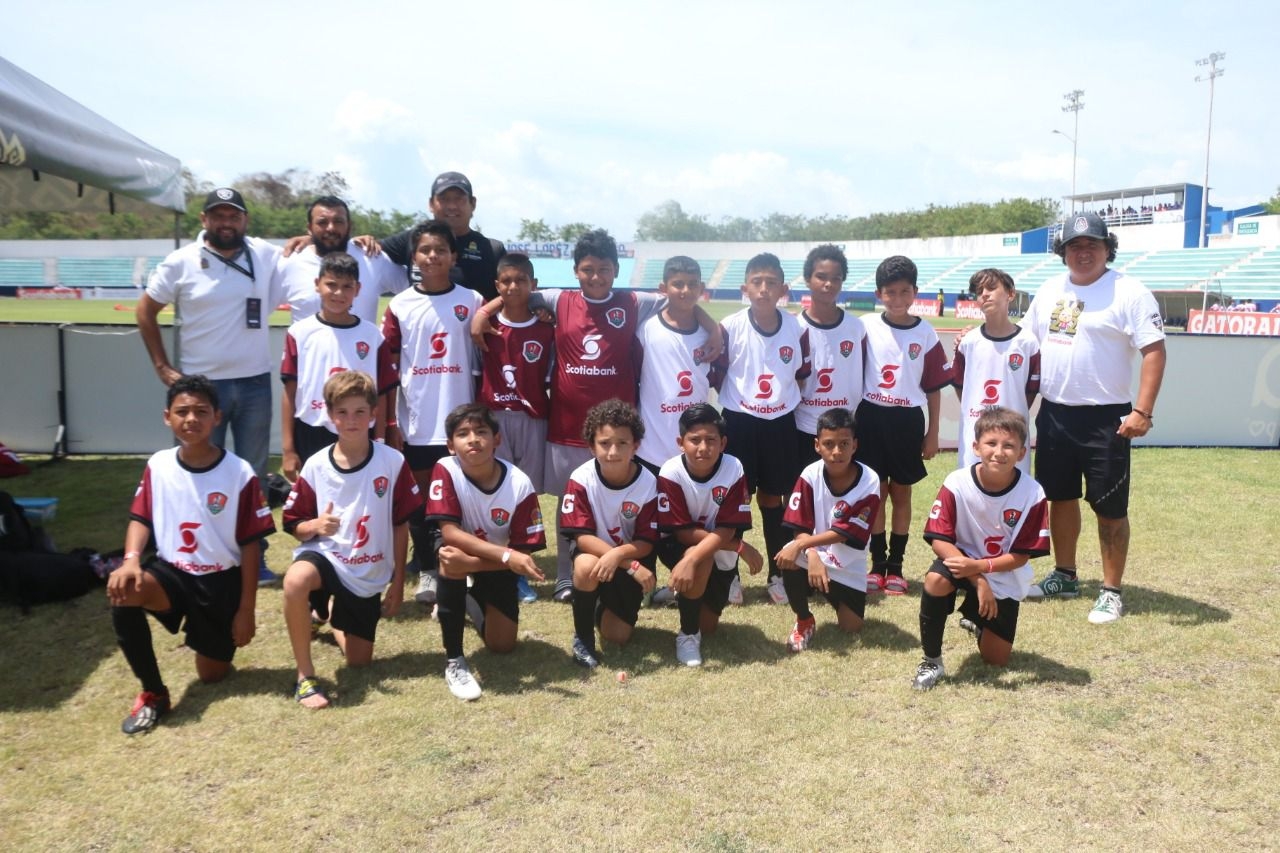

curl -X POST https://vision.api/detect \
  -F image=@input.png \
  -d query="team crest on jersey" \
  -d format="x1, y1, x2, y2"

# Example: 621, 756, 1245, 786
832, 500, 851, 520
373, 476, 389, 498
453, 305, 470, 322
606, 307, 626, 329
839, 340, 854, 358
711, 486, 728, 505
1008, 353, 1024, 372
620, 501, 639, 519
908, 343, 922, 360
491, 507, 510, 527
1049, 299, 1083, 336
1003, 508, 1022, 529
207, 492, 227, 515
522, 341, 544, 363
779, 346, 794, 365
355, 341, 370, 360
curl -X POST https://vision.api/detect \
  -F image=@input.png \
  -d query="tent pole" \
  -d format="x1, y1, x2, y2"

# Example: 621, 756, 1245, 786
173, 211, 181, 250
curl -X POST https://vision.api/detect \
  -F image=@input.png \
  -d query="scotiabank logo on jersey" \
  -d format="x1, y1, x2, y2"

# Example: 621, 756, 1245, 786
878, 365, 898, 389
1003, 508, 1022, 529
981, 379, 1001, 406
373, 476, 388, 498
522, 341, 543, 363
754, 374, 775, 399
491, 507, 510, 527
779, 345, 794, 365
1008, 353, 1024, 372
207, 492, 227, 515
620, 501, 639, 520
356, 341, 370, 360
429, 332, 448, 359
676, 370, 694, 397
606, 307, 626, 329
177, 521, 201, 553
814, 368, 834, 393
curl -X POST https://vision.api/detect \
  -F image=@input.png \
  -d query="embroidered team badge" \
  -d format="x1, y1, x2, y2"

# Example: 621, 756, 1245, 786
1049, 299, 1084, 336
1008, 353, 1024, 372
711, 486, 728, 505
522, 341, 544, 363
606, 307, 626, 329
832, 500, 850, 520
373, 476, 389, 498
355, 341, 370, 360
839, 340, 854, 358
908, 343, 922, 360
1003, 508, 1022, 529
207, 492, 227, 515
491, 507, 510, 527
779, 345, 794, 365
453, 305, 470, 322
620, 501, 639, 519
1072, 215, 1089, 233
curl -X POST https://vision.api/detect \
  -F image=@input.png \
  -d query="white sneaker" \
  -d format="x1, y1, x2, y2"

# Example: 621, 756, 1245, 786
414, 571, 438, 605
651, 585, 677, 607
766, 574, 788, 605
444, 656, 482, 701
727, 575, 744, 606
1087, 589, 1124, 624
675, 631, 702, 667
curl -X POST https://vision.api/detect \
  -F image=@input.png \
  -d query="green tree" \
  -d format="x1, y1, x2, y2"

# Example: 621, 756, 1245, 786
517, 218, 555, 241
1265, 187, 1280, 215
634, 200, 718, 241
556, 222, 594, 242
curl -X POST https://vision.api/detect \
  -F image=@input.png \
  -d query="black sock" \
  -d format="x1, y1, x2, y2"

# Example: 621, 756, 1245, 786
1102, 585, 1121, 595
887, 533, 909, 572
869, 532, 888, 568
677, 593, 702, 636
408, 517, 438, 577
436, 576, 468, 659
1056, 565, 1078, 579
572, 586, 599, 652
782, 570, 813, 619
112, 606, 165, 694
919, 589, 956, 660
761, 504, 786, 578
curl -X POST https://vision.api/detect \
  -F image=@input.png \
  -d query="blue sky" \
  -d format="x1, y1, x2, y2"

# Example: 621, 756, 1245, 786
5, 1, 1276, 240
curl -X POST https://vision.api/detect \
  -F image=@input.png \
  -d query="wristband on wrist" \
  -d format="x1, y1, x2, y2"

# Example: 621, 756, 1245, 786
736, 541, 745, 554
1132, 408, 1153, 421
626, 561, 641, 576
123, 551, 142, 561
984, 558, 994, 574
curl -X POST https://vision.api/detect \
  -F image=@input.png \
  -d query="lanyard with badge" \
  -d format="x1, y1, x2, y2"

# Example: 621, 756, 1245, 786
202, 246, 261, 329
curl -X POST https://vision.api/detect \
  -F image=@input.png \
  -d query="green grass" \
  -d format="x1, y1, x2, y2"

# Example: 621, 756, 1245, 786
2, 448, 1277, 850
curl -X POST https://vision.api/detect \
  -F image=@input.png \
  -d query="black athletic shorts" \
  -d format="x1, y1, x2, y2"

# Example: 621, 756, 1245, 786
292, 419, 336, 463
1034, 400, 1131, 519
468, 569, 521, 625
145, 559, 243, 663
820, 579, 867, 619
796, 430, 820, 469
723, 408, 801, 497
854, 401, 927, 486
701, 566, 739, 617
295, 551, 382, 643
402, 443, 450, 474
927, 559, 1020, 645
583, 550, 657, 628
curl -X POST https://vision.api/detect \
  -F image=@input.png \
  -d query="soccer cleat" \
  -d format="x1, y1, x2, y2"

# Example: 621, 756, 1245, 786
121, 690, 170, 735
912, 658, 945, 691
727, 575, 744, 606
675, 631, 703, 667
958, 616, 977, 635
571, 635, 601, 669
553, 582, 573, 604
786, 616, 816, 652
515, 575, 538, 604
1026, 569, 1080, 599
256, 562, 279, 588
650, 586, 677, 607
444, 657, 482, 701
1087, 589, 1124, 624
414, 571, 438, 604
883, 574, 908, 596
766, 574, 789, 605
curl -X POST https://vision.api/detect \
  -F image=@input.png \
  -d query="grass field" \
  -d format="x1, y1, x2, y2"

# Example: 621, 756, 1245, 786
2, 449, 1277, 850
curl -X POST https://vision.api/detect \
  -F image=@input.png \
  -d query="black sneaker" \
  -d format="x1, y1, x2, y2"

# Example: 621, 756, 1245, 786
571, 635, 600, 669
121, 690, 170, 735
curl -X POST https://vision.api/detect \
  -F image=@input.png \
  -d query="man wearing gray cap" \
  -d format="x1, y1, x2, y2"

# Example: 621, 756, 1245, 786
1022, 212, 1166, 623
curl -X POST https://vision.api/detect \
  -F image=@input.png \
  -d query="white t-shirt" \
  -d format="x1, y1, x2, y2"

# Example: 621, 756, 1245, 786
796, 309, 867, 434
1024, 269, 1165, 406
276, 241, 408, 325
782, 459, 882, 592
636, 313, 719, 467
717, 308, 811, 420
952, 325, 1041, 473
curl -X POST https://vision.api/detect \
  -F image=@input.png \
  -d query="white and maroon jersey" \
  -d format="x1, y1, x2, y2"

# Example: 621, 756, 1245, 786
953, 325, 1041, 473
424, 455, 546, 553
382, 284, 484, 445
783, 459, 881, 592
283, 442, 424, 597
280, 315, 394, 430
716, 308, 812, 420
129, 447, 275, 575
145, 236, 283, 380
530, 288, 663, 447
1024, 269, 1165, 406
559, 460, 660, 547
476, 314, 555, 420
861, 314, 952, 409
635, 314, 723, 466
275, 241, 408, 324
656, 453, 752, 571
924, 466, 1050, 600
796, 309, 868, 434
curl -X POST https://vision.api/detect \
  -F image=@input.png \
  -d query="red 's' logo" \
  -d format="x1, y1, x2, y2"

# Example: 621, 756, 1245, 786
755, 374, 775, 399
177, 521, 201, 554
878, 365, 898, 389
676, 370, 694, 397
353, 515, 371, 549
814, 368, 834, 393
981, 379, 1001, 406
430, 332, 448, 358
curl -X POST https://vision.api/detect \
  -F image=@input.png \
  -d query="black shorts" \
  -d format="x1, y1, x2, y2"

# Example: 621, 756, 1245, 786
292, 419, 336, 462
295, 551, 382, 643
469, 569, 521, 625
927, 559, 1020, 645
584, 551, 657, 628
796, 430, 820, 468
403, 443, 450, 474
1034, 400, 1131, 519
821, 579, 867, 619
723, 409, 801, 497
854, 401, 926, 485
700, 567, 739, 617
144, 559, 243, 663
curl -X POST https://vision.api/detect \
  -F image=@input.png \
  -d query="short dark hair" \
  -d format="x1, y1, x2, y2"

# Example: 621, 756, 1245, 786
745, 252, 784, 281
804, 244, 848, 281
573, 229, 619, 270
678, 402, 726, 437
815, 406, 856, 435
324, 370, 377, 409
307, 195, 350, 225
167, 374, 219, 410
973, 405, 1028, 447
409, 219, 458, 256
318, 251, 359, 281
582, 398, 644, 446
968, 268, 1015, 297
496, 252, 535, 279
445, 403, 499, 439
663, 256, 701, 281
875, 255, 918, 290
1052, 233, 1119, 264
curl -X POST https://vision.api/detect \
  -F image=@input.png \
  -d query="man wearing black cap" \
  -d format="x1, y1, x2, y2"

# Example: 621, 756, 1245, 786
1022, 212, 1166, 624
136, 188, 284, 584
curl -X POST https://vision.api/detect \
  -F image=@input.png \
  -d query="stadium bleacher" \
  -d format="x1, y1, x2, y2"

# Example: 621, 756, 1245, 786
0, 258, 45, 287
56, 257, 137, 288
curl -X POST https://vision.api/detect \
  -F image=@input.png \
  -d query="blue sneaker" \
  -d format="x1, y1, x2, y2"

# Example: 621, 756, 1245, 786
257, 557, 279, 587
516, 575, 538, 604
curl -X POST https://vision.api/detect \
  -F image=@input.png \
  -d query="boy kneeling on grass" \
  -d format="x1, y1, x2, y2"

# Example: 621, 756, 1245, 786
281, 371, 423, 708
913, 406, 1050, 690
108, 375, 276, 734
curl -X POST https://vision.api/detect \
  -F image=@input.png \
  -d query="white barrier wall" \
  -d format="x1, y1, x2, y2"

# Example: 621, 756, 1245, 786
634, 233, 1023, 265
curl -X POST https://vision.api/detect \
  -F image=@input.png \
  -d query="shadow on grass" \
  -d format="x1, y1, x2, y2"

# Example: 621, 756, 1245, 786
1025, 580, 1231, 625
0, 596, 118, 712
948, 648, 1092, 690
167, 663, 302, 726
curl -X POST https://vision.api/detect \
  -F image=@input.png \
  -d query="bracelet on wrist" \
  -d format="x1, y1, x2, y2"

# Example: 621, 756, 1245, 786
984, 558, 994, 574
626, 560, 641, 576
1132, 408, 1153, 421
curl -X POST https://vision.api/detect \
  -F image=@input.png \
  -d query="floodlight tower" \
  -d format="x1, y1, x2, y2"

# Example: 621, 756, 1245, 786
1058, 89, 1084, 214
1195, 52, 1225, 249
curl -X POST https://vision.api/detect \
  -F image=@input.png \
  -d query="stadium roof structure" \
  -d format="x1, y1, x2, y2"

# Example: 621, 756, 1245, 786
0, 57, 185, 215
1066, 183, 1197, 203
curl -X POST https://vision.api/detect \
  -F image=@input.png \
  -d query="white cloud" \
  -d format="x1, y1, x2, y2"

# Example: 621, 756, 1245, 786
332, 91, 414, 142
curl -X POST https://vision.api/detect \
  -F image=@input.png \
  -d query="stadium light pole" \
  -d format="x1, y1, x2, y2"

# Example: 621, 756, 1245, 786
1059, 90, 1084, 214
1195, 52, 1225, 250
1051, 129, 1078, 213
